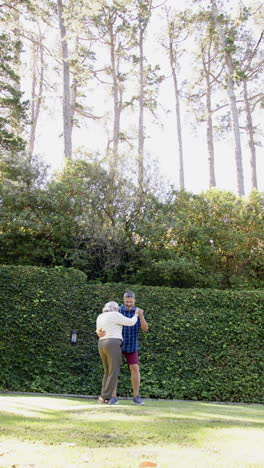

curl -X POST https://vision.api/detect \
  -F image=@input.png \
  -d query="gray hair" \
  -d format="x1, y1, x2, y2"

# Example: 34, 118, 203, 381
123, 290, 135, 298
102, 301, 119, 313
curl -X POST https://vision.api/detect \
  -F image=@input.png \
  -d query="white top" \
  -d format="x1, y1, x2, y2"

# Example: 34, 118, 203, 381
96, 311, 138, 340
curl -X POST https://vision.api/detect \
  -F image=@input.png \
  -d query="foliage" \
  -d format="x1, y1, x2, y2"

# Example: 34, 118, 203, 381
0, 151, 48, 188
127, 188, 264, 289
0, 32, 28, 154
0, 0, 31, 154
1, 155, 264, 288
0, 265, 263, 403
0, 266, 88, 393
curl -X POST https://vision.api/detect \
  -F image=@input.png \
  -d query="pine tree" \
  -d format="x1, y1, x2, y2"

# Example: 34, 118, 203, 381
0, 30, 28, 154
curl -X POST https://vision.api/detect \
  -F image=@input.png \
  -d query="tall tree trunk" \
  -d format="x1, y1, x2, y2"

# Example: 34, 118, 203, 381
138, 25, 144, 187
71, 76, 77, 132
227, 73, 245, 195
169, 41, 184, 190
243, 80, 257, 190
57, 0, 72, 160
12, 7, 22, 143
70, 37, 79, 131
12, 7, 21, 92
206, 95, 216, 188
202, 49, 216, 187
29, 38, 44, 158
137, 0, 153, 187
210, 0, 245, 196
109, 22, 121, 172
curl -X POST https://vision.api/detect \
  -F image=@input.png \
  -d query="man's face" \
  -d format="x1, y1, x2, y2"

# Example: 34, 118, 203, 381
124, 296, 135, 310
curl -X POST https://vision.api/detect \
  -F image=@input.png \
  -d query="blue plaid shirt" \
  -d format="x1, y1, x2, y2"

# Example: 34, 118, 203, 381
120, 305, 141, 353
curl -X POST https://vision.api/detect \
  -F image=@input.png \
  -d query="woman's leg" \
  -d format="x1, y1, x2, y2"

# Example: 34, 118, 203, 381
101, 339, 122, 400
98, 340, 109, 400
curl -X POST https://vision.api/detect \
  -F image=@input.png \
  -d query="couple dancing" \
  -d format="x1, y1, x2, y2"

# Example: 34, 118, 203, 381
96, 291, 148, 405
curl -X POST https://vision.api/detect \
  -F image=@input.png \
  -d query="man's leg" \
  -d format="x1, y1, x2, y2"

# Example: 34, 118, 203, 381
121, 352, 144, 404
111, 366, 140, 398
112, 383, 117, 398
129, 364, 140, 397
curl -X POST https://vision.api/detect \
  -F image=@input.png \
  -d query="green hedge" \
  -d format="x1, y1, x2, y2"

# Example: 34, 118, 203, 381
0, 265, 263, 403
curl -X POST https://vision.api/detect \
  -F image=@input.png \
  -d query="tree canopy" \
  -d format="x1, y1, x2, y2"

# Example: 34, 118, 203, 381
1, 156, 263, 289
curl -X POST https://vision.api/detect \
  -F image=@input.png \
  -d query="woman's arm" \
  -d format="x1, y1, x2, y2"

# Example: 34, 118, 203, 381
117, 312, 138, 326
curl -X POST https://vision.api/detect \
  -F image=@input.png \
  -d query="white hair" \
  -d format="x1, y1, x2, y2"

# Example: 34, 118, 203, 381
102, 301, 119, 313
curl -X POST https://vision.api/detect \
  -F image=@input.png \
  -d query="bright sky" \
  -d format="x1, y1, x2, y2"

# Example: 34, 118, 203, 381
28, 0, 264, 195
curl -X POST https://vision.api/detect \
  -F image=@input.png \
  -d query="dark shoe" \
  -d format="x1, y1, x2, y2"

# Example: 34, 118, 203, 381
108, 397, 119, 405
133, 396, 144, 405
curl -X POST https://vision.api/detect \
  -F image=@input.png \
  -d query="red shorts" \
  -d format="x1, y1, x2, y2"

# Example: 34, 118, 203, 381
123, 351, 139, 365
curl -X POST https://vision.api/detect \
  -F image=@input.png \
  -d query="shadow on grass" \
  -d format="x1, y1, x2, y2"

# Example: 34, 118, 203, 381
0, 397, 264, 449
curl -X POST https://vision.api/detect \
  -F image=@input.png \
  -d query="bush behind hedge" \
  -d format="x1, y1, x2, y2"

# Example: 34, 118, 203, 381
0, 265, 263, 403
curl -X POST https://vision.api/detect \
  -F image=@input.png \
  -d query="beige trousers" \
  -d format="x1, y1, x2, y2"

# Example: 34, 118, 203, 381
98, 338, 122, 399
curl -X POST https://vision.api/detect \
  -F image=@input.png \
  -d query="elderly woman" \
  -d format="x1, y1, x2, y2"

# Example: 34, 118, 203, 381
96, 301, 138, 405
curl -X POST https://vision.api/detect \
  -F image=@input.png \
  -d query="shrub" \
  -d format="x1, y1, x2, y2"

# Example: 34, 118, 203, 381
0, 265, 263, 403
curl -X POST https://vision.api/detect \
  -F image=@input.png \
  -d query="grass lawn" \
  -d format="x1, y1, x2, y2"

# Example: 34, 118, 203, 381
0, 394, 264, 467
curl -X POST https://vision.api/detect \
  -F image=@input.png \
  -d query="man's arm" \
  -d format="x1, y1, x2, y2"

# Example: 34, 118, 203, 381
136, 308, 148, 332
96, 328, 106, 338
